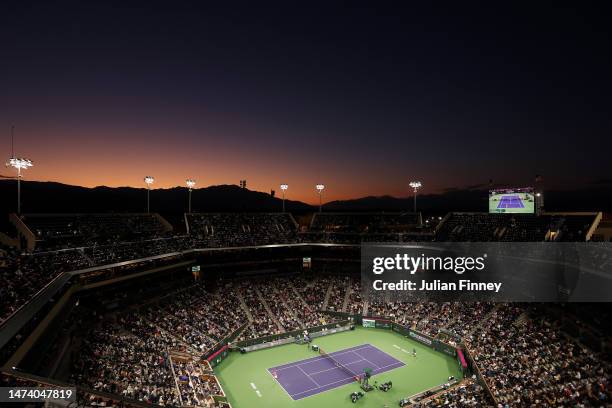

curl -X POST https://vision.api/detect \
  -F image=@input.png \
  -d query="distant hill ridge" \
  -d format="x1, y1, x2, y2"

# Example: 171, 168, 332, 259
0, 180, 610, 215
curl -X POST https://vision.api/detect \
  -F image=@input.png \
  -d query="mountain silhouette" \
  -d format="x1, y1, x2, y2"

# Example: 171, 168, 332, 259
0, 180, 609, 217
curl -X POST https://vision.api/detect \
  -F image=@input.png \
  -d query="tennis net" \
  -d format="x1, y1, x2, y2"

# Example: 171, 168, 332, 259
318, 347, 361, 382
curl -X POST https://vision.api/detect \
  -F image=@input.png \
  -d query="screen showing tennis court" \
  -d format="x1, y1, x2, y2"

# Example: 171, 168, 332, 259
489, 187, 535, 213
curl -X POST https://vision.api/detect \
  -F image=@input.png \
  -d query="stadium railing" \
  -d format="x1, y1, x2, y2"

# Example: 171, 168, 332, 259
203, 322, 249, 366
0, 272, 73, 350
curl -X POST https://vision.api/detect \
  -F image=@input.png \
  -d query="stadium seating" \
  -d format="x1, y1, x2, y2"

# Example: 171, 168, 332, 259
186, 213, 297, 247
310, 212, 420, 233
1, 211, 609, 408
435, 212, 598, 242
21, 213, 171, 250
299, 212, 428, 244
48, 275, 609, 407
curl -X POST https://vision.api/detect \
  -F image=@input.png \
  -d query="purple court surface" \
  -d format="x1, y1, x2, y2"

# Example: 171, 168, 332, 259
497, 195, 525, 209
267, 344, 405, 400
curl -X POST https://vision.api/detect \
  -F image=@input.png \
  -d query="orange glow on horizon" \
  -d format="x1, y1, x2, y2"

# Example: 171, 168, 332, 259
2, 126, 442, 205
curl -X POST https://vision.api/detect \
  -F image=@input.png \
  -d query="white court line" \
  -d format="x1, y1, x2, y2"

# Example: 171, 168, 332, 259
393, 344, 401, 349
297, 365, 321, 387
307, 358, 366, 376
351, 350, 380, 369
266, 369, 293, 400
291, 360, 404, 398
272, 344, 375, 372
291, 374, 358, 397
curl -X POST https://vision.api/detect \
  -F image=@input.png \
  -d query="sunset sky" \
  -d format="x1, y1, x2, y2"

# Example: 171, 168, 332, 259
1, 2, 610, 204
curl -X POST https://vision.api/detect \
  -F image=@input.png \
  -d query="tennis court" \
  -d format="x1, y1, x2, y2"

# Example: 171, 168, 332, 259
267, 344, 404, 400
497, 194, 525, 209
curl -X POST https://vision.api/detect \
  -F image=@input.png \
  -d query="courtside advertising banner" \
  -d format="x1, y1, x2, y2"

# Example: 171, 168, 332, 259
362, 319, 376, 328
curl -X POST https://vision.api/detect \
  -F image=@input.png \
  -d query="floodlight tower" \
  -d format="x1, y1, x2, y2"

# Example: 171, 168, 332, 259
186, 178, 196, 213
144, 176, 155, 213
280, 184, 288, 212
316, 184, 325, 213
6, 157, 33, 215
6, 126, 33, 215
409, 181, 422, 213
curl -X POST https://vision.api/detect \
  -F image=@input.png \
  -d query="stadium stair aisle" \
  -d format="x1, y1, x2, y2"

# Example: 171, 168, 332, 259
326, 277, 348, 312
288, 280, 312, 315
513, 311, 530, 327
255, 287, 285, 332
238, 294, 254, 322
168, 354, 184, 406
464, 304, 501, 338
273, 284, 305, 329
142, 318, 201, 356
341, 283, 352, 313
321, 281, 333, 310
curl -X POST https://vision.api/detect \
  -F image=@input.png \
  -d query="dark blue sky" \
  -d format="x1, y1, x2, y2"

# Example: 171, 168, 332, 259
1, 2, 610, 203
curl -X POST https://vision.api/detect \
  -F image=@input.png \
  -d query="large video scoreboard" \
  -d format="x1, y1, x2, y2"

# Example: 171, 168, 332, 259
489, 187, 535, 214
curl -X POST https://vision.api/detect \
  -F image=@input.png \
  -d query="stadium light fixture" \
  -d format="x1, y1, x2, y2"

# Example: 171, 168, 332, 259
6, 157, 33, 215
186, 178, 196, 213
144, 176, 155, 213
280, 184, 288, 213
409, 181, 422, 213
316, 184, 325, 213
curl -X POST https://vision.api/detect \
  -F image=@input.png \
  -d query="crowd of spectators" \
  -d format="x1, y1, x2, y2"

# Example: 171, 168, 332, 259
264, 279, 305, 331
0, 247, 91, 323
68, 287, 242, 407
50, 274, 609, 408
187, 213, 296, 247
326, 275, 349, 311
236, 281, 283, 340
266, 277, 332, 329
346, 278, 363, 314
22, 213, 170, 250
144, 286, 245, 353
367, 300, 493, 342
435, 213, 597, 242
466, 305, 610, 407
412, 378, 488, 407
71, 321, 181, 406
84, 236, 196, 265
310, 212, 420, 233
3, 211, 600, 326
172, 358, 221, 406
298, 212, 430, 244
292, 275, 331, 310
2, 212, 608, 408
